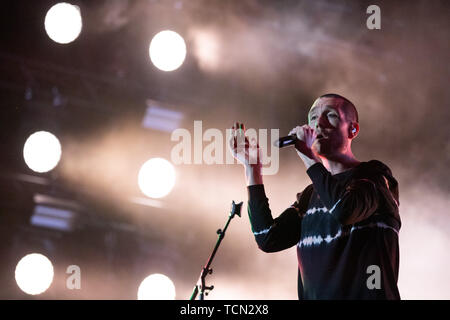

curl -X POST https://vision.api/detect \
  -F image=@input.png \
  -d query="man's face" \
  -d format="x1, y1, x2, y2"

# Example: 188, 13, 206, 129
308, 97, 351, 156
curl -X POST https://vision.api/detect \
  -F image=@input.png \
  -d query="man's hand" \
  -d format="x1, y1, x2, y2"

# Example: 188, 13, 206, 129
228, 122, 263, 186
228, 122, 261, 168
289, 125, 322, 168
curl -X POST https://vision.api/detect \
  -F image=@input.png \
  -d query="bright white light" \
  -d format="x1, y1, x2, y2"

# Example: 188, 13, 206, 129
15, 253, 54, 295
44, 2, 82, 44
137, 273, 176, 300
23, 131, 62, 173
138, 158, 176, 199
149, 30, 186, 71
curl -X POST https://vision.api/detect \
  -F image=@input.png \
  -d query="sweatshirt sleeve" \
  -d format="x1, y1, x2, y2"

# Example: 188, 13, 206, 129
247, 184, 305, 253
306, 162, 389, 226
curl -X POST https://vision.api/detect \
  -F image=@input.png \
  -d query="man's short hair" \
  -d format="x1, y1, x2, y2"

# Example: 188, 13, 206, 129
319, 93, 359, 123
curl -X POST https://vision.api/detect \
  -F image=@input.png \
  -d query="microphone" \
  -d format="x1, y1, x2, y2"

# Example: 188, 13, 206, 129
274, 134, 297, 148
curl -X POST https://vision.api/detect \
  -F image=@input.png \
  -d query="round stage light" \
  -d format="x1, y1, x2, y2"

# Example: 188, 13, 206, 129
149, 30, 186, 71
137, 273, 176, 300
15, 253, 54, 295
138, 158, 176, 198
23, 131, 62, 173
44, 2, 82, 44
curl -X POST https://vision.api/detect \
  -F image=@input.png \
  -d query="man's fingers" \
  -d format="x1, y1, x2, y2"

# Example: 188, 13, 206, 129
230, 122, 252, 149
229, 125, 239, 150
228, 132, 235, 148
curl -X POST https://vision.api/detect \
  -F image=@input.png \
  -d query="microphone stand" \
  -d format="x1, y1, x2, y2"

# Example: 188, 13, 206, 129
189, 200, 242, 300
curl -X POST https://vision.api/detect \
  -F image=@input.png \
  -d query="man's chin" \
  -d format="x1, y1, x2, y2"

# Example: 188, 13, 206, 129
312, 144, 326, 156
313, 147, 332, 159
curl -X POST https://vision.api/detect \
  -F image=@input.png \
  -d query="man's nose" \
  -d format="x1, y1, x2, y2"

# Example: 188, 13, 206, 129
316, 114, 328, 129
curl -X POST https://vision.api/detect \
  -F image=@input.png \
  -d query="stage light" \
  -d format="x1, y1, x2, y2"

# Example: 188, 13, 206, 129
137, 273, 176, 300
138, 158, 176, 198
142, 99, 184, 133
15, 253, 54, 295
23, 131, 62, 173
149, 30, 186, 71
44, 2, 82, 44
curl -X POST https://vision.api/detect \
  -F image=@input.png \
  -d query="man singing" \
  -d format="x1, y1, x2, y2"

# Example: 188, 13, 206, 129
228, 93, 401, 299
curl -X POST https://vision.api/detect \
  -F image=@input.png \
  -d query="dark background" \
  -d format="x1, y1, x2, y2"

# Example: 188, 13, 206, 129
0, 0, 449, 299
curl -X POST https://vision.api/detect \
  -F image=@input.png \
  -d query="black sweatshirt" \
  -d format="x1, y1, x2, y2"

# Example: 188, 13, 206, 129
247, 160, 401, 300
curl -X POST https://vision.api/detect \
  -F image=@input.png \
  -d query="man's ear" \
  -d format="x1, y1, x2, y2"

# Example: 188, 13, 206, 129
349, 122, 359, 139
